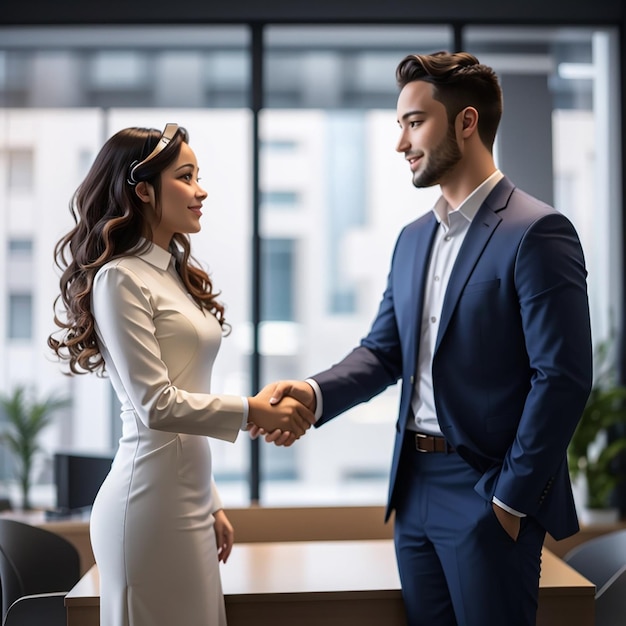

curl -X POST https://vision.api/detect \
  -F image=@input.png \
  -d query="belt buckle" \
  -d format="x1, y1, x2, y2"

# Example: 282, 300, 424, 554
415, 432, 429, 453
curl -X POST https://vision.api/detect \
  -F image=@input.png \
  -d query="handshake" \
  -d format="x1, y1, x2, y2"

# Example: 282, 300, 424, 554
246, 380, 316, 447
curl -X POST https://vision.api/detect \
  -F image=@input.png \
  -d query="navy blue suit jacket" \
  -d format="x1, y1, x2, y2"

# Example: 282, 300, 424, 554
313, 176, 592, 541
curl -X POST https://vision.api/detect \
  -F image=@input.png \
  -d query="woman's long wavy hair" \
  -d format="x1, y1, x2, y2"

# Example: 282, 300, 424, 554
48, 125, 228, 375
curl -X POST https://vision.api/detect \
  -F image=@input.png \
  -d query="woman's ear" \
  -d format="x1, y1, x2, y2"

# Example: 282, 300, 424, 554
134, 181, 155, 206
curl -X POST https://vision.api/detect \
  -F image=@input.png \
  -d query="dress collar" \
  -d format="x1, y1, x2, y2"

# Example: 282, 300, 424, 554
135, 239, 173, 271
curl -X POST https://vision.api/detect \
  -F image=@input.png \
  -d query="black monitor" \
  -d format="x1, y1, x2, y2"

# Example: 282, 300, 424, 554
53, 451, 114, 513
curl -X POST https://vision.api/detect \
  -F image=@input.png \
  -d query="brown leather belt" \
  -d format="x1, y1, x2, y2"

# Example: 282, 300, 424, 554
414, 432, 455, 453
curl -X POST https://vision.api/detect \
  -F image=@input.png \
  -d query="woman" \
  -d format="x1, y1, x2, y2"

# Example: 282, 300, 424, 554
48, 124, 314, 626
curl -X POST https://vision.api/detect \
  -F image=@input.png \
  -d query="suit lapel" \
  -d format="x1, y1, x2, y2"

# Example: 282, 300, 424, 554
434, 179, 513, 353
406, 215, 438, 367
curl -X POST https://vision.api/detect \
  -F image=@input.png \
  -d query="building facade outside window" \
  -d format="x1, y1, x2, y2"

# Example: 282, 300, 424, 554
0, 23, 620, 509
8, 294, 32, 340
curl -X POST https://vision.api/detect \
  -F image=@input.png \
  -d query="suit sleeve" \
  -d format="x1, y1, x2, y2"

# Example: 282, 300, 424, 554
494, 213, 592, 515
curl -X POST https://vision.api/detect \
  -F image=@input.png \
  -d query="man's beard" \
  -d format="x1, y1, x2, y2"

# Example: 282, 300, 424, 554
412, 124, 462, 188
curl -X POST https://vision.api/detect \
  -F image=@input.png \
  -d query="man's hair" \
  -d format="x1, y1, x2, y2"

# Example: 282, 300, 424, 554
396, 51, 503, 150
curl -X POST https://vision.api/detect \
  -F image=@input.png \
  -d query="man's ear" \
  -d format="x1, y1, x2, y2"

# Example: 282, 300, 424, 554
459, 106, 479, 137
134, 181, 155, 205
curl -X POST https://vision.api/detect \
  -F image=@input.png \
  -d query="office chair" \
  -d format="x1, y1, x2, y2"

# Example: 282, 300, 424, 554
0, 519, 81, 625
2, 593, 68, 626
595, 564, 626, 626
562, 528, 626, 590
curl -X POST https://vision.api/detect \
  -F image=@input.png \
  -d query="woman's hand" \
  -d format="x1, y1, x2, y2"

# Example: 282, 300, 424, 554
248, 424, 295, 446
213, 509, 234, 564
247, 383, 316, 440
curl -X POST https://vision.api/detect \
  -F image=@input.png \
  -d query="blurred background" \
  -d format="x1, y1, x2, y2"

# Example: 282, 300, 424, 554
0, 3, 623, 512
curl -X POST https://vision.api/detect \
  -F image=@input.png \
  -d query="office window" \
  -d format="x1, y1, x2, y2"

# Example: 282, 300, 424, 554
0, 399, 11, 482
0, 26, 252, 508
465, 26, 621, 347
260, 25, 453, 505
0, 21, 621, 510
9, 239, 32, 254
0, 26, 249, 109
89, 51, 147, 89
0, 52, 30, 105
262, 238, 295, 321
8, 293, 32, 339
262, 139, 298, 152
0, 439, 11, 483
7, 237, 34, 341
77, 149, 94, 179
7, 238, 34, 295
7, 148, 33, 190
261, 190, 299, 210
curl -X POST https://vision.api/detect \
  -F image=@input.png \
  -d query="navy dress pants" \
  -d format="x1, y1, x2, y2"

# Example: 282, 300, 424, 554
393, 432, 546, 626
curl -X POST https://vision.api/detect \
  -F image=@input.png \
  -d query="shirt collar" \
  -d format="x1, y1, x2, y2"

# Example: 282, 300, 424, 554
136, 239, 173, 271
432, 169, 504, 226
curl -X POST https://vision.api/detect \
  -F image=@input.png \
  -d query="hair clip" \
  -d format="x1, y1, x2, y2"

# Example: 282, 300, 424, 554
127, 123, 179, 186
127, 161, 140, 186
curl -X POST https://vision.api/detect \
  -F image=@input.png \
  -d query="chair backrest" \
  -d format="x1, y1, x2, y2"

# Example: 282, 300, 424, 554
563, 528, 626, 590
595, 564, 626, 626
3, 592, 67, 626
0, 519, 80, 620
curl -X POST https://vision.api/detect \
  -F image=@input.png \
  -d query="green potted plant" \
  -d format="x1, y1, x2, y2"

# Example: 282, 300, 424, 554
568, 340, 626, 521
0, 385, 69, 510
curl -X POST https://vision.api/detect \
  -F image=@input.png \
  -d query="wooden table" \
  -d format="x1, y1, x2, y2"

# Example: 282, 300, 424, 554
65, 540, 594, 626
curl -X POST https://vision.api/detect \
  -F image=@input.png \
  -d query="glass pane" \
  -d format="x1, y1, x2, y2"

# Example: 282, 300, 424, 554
260, 25, 453, 505
0, 26, 249, 108
464, 26, 621, 348
7, 148, 33, 189
9, 239, 33, 254
0, 26, 251, 508
8, 294, 32, 339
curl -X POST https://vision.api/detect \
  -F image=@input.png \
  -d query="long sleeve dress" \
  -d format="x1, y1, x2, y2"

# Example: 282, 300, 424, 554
89, 242, 244, 626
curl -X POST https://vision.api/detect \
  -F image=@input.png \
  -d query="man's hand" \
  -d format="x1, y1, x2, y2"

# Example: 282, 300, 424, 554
269, 380, 316, 411
247, 382, 315, 442
492, 502, 521, 541
248, 380, 317, 446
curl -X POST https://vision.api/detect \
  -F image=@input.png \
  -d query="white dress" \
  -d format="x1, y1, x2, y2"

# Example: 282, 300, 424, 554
89, 243, 244, 626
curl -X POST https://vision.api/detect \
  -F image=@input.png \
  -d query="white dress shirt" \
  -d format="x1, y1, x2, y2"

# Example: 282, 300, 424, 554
410, 170, 504, 434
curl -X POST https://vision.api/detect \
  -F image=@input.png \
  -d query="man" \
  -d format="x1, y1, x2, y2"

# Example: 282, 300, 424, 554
258, 51, 593, 626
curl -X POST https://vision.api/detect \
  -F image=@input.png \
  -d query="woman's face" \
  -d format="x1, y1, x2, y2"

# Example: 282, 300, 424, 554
149, 141, 207, 249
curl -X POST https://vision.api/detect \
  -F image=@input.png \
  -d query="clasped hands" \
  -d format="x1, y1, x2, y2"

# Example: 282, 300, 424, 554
247, 380, 315, 447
